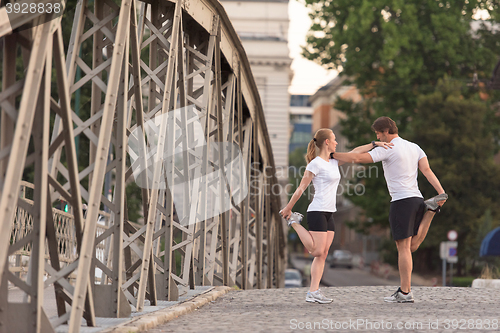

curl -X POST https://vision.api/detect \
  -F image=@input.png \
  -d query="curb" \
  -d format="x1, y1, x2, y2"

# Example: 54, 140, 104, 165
100, 286, 233, 333
472, 278, 500, 289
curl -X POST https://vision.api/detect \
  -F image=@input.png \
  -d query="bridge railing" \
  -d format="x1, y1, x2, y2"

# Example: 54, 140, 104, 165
0, 0, 285, 332
11, 182, 110, 272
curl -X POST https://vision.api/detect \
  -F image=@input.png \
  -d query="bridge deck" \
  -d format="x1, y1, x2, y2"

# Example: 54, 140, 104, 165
8, 285, 215, 333
145, 286, 499, 332
10, 282, 497, 332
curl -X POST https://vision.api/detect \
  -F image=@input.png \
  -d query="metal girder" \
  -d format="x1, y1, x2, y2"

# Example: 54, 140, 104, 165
0, 0, 286, 331
0, 17, 57, 333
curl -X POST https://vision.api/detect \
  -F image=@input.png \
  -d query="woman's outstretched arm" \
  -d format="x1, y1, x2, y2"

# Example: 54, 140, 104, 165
334, 141, 393, 165
349, 141, 392, 154
280, 170, 314, 219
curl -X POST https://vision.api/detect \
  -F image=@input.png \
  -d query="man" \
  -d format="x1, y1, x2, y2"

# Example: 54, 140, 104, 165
332, 116, 447, 303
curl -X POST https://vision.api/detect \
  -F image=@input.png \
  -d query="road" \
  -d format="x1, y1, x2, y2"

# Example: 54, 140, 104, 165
322, 266, 397, 287
290, 254, 398, 287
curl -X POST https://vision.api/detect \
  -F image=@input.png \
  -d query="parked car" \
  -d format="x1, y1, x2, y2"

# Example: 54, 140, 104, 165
285, 268, 303, 288
328, 250, 353, 269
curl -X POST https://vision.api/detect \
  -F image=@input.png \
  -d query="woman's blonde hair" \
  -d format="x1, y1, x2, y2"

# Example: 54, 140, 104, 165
306, 128, 333, 164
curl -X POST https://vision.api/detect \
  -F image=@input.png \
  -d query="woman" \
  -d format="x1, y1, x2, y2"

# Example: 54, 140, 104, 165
280, 128, 391, 303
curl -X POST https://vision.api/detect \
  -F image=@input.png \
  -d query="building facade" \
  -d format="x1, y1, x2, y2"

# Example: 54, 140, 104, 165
220, 0, 292, 187
289, 94, 312, 154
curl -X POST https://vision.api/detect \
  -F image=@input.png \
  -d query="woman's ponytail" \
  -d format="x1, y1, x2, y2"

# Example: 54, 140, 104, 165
305, 139, 318, 164
305, 128, 333, 164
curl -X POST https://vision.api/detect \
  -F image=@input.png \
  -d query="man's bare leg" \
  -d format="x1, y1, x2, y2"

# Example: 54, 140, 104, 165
396, 237, 413, 293
410, 210, 436, 252
410, 199, 446, 252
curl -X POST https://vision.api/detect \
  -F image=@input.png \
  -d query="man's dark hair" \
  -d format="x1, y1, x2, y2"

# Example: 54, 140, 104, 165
371, 116, 398, 134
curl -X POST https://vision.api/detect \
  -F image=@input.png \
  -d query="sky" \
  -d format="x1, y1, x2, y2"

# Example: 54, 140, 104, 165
287, 0, 337, 96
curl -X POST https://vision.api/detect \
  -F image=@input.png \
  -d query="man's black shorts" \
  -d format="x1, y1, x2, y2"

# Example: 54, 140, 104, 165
389, 197, 427, 240
307, 211, 335, 232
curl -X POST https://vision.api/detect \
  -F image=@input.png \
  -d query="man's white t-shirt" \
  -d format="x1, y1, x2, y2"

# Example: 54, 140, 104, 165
368, 137, 426, 202
305, 156, 341, 212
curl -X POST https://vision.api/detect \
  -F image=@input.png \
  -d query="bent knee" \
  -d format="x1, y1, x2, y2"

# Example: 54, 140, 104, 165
310, 250, 322, 257
310, 249, 326, 258
311, 250, 328, 260
410, 244, 419, 253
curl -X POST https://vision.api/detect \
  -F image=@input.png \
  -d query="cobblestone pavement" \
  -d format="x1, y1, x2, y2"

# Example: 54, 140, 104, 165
144, 286, 500, 333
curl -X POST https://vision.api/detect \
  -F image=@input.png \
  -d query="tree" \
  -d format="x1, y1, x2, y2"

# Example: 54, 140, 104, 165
302, 1, 500, 219
302, 0, 499, 113
302, 0, 500, 272
302, 0, 500, 152
410, 79, 500, 273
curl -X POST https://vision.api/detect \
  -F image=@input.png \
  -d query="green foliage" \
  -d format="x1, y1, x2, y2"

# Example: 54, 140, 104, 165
126, 182, 144, 223
303, 0, 500, 155
302, 0, 498, 111
476, 209, 493, 256
302, 0, 500, 272
451, 276, 476, 287
410, 79, 500, 268
379, 237, 398, 266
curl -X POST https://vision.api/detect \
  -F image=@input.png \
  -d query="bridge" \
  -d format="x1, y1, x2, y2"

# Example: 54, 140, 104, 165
0, 0, 286, 331
137, 285, 500, 333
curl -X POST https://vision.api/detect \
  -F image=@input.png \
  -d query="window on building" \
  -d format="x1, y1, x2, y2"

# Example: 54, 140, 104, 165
290, 95, 311, 107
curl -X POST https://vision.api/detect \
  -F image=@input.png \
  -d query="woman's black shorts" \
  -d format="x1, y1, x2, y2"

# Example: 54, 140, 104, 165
307, 211, 335, 232
389, 197, 426, 240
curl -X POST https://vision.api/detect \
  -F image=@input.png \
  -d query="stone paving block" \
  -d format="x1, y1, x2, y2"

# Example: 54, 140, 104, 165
144, 286, 500, 333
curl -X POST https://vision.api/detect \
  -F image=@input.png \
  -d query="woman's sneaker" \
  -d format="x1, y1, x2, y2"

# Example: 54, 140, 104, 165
280, 211, 303, 227
383, 287, 414, 303
288, 212, 303, 226
306, 289, 333, 304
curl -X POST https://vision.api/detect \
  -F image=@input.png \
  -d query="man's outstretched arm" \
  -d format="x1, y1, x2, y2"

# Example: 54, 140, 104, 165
332, 152, 374, 164
418, 157, 445, 194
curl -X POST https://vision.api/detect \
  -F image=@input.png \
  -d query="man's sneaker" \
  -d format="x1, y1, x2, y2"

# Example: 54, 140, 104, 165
383, 287, 414, 303
306, 289, 333, 304
424, 193, 448, 211
280, 210, 303, 227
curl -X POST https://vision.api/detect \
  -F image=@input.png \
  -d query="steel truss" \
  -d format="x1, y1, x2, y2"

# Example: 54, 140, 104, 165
0, 0, 285, 331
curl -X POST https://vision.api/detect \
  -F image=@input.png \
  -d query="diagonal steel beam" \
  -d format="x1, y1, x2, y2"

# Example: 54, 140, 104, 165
0, 16, 52, 284
68, 0, 132, 328
136, 0, 183, 309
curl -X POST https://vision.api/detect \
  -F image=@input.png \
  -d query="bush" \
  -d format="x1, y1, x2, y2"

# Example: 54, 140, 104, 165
452, 276, 476, 287
479, 264, 500, 279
